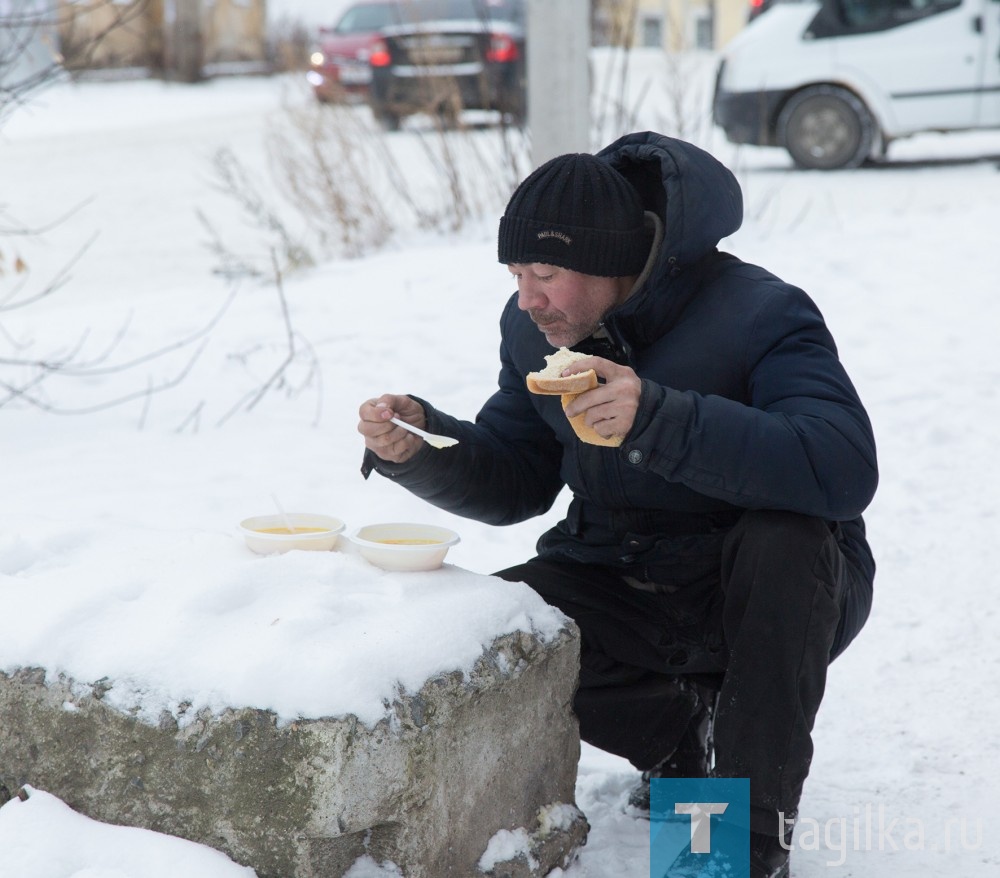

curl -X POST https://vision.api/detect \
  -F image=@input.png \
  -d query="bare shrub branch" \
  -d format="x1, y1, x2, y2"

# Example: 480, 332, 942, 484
0, 270, 241, 413
200, 77, 530, 275
266, 103, 395, 259
1, 4, 326, 425
0, 229, 98, 312
1, 0, 154, 125
1, 339, 207, 415
215, 252, 321, 428
206, 146, 315, 274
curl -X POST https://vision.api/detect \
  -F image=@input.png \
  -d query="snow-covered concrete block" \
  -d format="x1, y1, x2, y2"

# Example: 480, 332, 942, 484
0, 627, 587, 877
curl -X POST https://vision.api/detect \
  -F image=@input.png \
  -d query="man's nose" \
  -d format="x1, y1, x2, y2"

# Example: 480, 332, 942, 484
516, 280, 546, 311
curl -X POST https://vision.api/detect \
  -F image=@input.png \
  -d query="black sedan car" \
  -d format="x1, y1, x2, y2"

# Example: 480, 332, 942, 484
367, 0, 526, 130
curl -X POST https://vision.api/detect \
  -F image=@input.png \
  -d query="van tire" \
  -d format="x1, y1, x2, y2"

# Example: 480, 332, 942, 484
777, 85, 875, 170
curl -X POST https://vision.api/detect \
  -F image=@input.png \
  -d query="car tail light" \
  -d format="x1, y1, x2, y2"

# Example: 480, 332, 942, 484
369, 39, 391, 67
486, 33, 519, 63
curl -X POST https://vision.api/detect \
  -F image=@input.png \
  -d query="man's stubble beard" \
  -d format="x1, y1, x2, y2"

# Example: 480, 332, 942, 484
529, 311, 598, 349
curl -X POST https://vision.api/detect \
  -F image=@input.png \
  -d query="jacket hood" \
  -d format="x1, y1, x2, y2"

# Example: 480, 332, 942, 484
596, 132, 743, 269
592, 133, 744, 353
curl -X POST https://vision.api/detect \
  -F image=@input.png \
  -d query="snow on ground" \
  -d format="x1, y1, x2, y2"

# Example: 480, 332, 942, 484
2, 51, 1000, 877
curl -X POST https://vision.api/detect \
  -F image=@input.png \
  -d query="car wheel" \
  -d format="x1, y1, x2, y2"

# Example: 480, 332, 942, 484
777, 85, 875, 170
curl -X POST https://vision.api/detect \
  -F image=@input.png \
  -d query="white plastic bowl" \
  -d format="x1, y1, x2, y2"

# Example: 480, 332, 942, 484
239, 513, 345, 555
349, 522, 460, 572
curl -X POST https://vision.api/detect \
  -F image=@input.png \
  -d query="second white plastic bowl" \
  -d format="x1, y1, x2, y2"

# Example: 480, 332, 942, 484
349, 522, 460, 572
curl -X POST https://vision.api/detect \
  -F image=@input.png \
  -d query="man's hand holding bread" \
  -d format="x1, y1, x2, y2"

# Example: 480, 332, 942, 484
526, 347, 641, 447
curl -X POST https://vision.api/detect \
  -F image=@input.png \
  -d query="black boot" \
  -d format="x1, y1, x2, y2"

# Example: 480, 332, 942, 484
749, 829, 791, 878
663, 826, 791, 878
627, 681, 716, 814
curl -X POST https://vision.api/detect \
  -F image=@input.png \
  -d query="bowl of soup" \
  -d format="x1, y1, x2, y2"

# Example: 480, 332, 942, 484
349, 522, 460, 572
239, 513, 345, 554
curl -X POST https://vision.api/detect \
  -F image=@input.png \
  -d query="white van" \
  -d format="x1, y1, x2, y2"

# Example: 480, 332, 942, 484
712, 0, 1000, 168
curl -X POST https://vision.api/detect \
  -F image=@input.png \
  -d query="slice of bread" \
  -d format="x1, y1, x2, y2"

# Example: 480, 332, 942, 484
525, 347, 598, 395
526, 348, 623, 447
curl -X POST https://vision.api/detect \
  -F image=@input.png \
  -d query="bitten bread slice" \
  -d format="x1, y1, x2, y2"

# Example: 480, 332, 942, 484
525, 347, 598, 395
526, 348, 623, 447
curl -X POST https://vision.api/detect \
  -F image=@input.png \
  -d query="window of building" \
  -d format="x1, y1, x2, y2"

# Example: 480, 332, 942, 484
640, 14, 663, 47
693, 10, 714, 49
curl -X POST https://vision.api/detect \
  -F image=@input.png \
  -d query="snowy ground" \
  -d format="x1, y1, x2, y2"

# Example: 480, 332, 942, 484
2, 51, 1000, 878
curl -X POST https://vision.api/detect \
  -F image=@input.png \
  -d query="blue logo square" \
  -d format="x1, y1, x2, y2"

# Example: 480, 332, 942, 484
649, 778, 750, 878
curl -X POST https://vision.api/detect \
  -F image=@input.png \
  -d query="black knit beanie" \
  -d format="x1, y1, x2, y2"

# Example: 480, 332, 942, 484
497, 152, 650, 278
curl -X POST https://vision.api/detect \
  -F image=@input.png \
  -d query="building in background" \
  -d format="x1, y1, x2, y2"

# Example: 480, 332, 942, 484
594, 0, 748, 51
55, 0, 268, 81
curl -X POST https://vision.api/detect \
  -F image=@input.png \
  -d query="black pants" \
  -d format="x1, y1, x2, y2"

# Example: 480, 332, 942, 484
495, 509, 872, 837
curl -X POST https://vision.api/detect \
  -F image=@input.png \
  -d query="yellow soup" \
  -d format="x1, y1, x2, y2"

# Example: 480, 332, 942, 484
255, 527, 330, 535
376, 538, 441, 545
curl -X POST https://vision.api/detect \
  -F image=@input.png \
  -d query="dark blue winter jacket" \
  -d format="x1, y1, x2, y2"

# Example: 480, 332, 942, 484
364, 132, 878, 588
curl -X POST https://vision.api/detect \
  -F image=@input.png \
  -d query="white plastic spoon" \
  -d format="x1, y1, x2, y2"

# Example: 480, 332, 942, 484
389, 417, 459, 449
270, 493, 298, 534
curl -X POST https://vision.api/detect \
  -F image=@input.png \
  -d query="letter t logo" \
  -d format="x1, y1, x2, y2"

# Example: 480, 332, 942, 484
675, 802, 729, 853
650, 778, 749, 876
